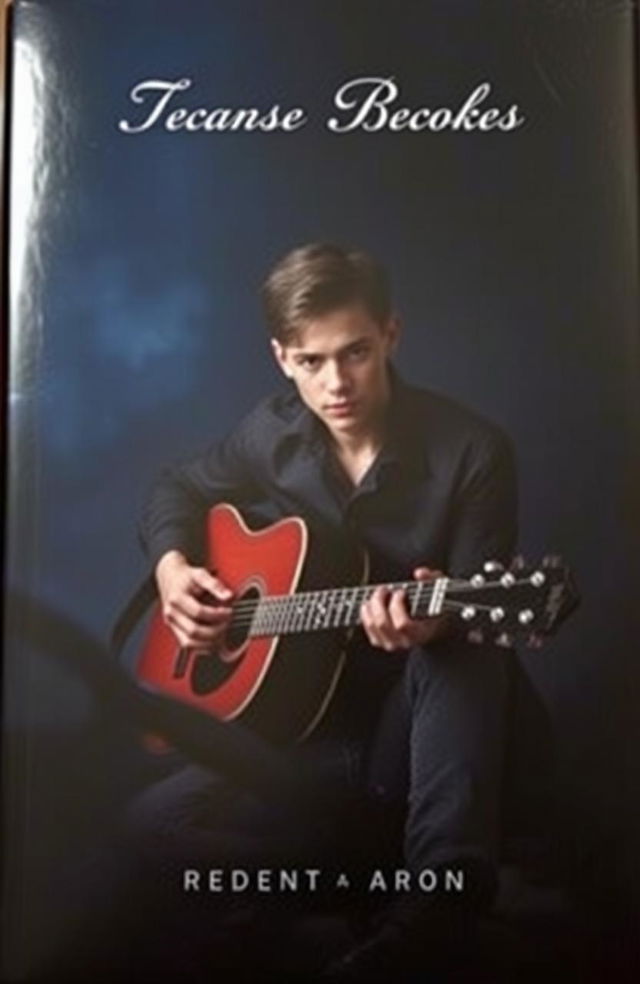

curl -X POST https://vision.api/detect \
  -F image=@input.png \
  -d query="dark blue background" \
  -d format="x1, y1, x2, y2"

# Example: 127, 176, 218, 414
5, 0, 640, 969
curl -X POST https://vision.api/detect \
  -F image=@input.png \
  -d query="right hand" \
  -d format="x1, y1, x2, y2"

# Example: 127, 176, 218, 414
155, 550, 234, 650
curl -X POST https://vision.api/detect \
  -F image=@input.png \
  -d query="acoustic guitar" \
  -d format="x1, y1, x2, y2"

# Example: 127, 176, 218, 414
137, 504, 577, 743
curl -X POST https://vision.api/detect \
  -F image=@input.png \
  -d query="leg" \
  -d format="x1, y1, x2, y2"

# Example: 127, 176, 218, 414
324, 643, 510, 981
403, 639, 509, 891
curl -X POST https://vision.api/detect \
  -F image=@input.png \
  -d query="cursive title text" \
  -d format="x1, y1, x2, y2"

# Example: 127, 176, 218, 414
118, 77, 525, 135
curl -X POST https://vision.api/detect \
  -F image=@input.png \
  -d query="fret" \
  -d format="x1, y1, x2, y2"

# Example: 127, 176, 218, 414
328, 588, 339, 628
320, 590, 331, 630
269, 598, 285, 634
332, 588, 343, 627
277, 598, 290, 634
412, 580, 424, 619
268, 601, 279, 635
264, 600, 276, 634
321, 589, 331, 629
343, 587, 356, 627
302, 593, 314, 632
247, 578, 451, 638
250, 603, 264, 636
401, 582, 411, 614
316, 597, 330, 630
291, 596, 307, 633
336, 587, 349, 628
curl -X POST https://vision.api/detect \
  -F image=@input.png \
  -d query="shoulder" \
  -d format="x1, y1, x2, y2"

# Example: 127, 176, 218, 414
399, 382, 515, 471
411, 385, 510, 441
228, 387, 308, 451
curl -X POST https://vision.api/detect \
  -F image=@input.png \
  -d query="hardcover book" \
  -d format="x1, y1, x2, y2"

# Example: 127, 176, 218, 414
2, 1, 639, 981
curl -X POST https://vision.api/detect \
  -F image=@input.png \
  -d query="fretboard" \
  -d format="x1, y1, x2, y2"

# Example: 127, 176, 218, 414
233, 580, 445, 638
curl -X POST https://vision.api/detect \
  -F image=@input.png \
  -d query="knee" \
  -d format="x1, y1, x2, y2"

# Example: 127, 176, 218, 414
403, 641, 456, 695
404, 643, 437, 688
121, 765, 217, 860
404, 639, 510, 707
125, 781, 169, 843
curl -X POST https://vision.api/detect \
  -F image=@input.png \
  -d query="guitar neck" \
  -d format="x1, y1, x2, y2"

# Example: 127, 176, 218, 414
241, 579, 441, 638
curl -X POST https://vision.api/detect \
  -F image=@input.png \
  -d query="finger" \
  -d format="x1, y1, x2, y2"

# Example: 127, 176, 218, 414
167, 620, 217, 651
192, 569, 234, 602
367, 588, 394, 648
360, 600, 382, 648
413, 566, 443, 581
368, 586, 391, 626
369, 587, 406, 650
165, 611, 225, 645
360, 599, 392, 649
388, 590, 413, 644
171, 626, 192, 650
174, 591, 233, 624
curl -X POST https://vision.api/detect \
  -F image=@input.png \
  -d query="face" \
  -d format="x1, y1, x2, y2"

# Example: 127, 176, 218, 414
271, 303, 399, 444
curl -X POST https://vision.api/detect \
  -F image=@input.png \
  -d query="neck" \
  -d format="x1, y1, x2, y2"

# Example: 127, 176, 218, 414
330, 418, 387, 487
332, 427, 384, 459
331, 399, 389, 459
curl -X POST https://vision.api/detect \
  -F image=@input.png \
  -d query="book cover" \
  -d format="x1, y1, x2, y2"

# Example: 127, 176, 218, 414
2, 1, 639, 981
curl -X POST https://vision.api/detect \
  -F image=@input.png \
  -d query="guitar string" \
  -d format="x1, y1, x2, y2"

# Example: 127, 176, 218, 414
224, 581, 443, 614
227, 593, 536, 629
221, 575, 532, 617
227, 590, 536, 632
223, 576, 537, 625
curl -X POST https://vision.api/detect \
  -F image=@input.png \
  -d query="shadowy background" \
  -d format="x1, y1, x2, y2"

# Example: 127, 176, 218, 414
3, 0, 639, 979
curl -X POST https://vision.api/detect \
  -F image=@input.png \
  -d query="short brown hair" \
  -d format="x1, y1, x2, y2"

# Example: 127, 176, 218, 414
261, 243, 391, 343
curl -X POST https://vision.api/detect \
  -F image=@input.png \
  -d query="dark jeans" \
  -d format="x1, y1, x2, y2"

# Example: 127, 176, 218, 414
126, 639, 517, 908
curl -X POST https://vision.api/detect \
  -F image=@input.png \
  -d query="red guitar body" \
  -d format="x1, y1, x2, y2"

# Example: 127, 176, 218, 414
136, 506, 577, 744
137, 504, 366, 743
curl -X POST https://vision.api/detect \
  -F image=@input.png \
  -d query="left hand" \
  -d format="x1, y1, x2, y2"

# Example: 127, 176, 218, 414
360, 567, 449, 651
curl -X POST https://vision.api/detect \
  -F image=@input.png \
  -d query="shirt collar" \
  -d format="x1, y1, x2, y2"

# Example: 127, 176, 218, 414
281, 367, 428, 479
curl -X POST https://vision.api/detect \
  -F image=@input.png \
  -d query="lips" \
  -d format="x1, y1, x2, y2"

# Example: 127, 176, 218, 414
325, 401, 357, 415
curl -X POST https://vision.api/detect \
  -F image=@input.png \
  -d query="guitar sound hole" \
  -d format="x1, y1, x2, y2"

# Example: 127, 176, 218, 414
190, 586, 260, 697
225, 585, 260, 651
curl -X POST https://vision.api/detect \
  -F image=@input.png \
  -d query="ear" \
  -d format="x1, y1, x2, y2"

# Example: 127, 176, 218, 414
270, 338, 294, 379
383, 315, 401, 356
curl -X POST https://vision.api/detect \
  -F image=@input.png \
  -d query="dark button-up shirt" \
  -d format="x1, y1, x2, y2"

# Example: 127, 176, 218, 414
140, 374, 517, 735
140, 374, 517, 584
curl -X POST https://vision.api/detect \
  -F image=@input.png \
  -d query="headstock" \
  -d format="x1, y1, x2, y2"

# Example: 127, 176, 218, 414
444, 555, 579, 649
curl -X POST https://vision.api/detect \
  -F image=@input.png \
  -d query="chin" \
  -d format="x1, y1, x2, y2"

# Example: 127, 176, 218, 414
329, 416, 360, 431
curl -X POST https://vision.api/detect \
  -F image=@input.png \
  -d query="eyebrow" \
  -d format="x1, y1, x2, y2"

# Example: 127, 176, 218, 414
291, 336, 372, 359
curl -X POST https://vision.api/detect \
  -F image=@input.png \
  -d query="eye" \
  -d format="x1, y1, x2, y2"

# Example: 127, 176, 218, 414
296, 355, 322, 371
345, 344, 370, 361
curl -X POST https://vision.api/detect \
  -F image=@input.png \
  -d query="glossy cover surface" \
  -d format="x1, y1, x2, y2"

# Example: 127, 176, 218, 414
2, 1, 639, 980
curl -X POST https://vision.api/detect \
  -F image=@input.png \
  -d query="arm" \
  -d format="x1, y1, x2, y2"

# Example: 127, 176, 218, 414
445, 430, 518, 578
140, 426, 257, 568
140, 424, 258, 649
360, 430, 518, 651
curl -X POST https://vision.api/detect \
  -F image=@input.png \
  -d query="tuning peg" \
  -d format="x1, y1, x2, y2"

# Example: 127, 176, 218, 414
483, 560, 504, 574
500, 572, 516, 588
460, 606, 477, 621
530, 571, 546, 587
489, 607, 505, 623
495, 632, 515, 648
510, 555, 526, 572
527, 632, 545, 649
470, 574, 485, 587
467, 628, 484, 645
518, 609, 535, 625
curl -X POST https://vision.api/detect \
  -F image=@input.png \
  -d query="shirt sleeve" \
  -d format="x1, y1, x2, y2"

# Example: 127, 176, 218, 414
139, 423, 258, 569
445, 430, 518, 578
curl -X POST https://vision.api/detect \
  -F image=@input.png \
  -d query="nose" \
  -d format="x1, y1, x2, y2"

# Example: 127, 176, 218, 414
324, 359, 349, 394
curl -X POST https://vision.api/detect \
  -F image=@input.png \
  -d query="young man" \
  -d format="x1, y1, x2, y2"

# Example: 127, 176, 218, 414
139, 243, 518, 979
